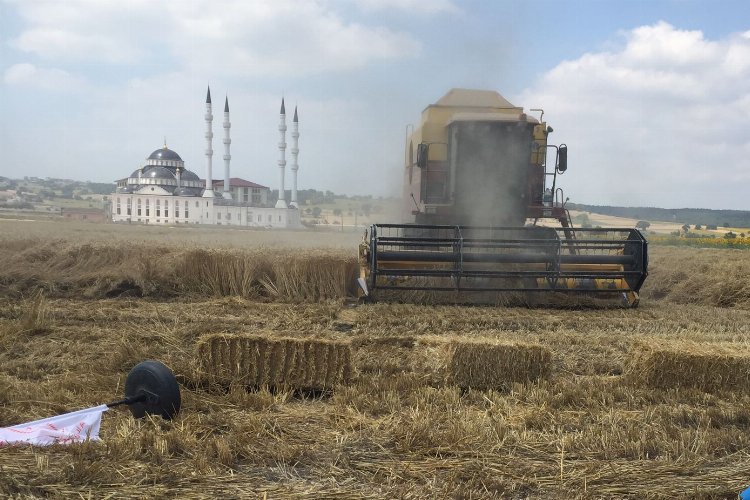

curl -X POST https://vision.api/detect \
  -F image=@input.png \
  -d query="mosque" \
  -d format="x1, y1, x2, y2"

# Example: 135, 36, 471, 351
111, 87, 302, 228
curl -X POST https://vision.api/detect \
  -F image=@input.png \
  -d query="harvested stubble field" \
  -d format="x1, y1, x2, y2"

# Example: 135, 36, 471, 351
1, 220, 750, 498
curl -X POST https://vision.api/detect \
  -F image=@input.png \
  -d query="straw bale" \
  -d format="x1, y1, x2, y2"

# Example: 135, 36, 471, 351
197, 334, 353, 390
352, 336, 550, 389
444, 340, 552, 389
628, 341, 750, 392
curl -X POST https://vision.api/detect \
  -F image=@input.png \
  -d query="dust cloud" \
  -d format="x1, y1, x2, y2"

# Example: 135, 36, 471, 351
451, 121, 531, 227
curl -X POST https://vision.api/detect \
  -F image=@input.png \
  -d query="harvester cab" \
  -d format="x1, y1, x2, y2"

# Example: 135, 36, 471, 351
358, 89, 648, 307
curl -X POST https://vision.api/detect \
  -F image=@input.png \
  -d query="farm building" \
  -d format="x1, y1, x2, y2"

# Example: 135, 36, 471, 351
111, 88, 302, 228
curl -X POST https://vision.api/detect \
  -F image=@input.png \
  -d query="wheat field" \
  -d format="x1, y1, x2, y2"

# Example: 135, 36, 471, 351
1, 219, 749, 498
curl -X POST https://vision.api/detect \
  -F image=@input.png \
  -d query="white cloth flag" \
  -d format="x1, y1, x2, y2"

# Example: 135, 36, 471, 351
0, 404, 108, 446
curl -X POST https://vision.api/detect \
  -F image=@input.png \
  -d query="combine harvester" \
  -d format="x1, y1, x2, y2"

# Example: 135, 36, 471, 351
358, 89, 648, 307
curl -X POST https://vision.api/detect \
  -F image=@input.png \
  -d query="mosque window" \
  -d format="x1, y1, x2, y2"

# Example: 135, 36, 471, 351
217, 212, 221, 220
278, 215, 282, 222
164, 200, 169, 217
137, 198, 142, 216
146, 199, 150, 216
195, 201, 199, 208
116, 198, 121, 215
156, 199, 161, 217
184, 204, 189, 218
175, 200, 180, 218
268, 215, 272, 222
226, 213, 231, 221
126, 198, 132, 216
258, 215, 262, 222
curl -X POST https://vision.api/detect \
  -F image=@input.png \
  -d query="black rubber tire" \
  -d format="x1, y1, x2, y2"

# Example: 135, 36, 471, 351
124, 360, 181, 420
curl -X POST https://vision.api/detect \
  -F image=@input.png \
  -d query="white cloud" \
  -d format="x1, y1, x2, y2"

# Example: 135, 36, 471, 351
7, 0, 421, 76
3, 63, 82, 90
354, 0, 458, 13
517, 22, 750, 209
165, 1, 421, 77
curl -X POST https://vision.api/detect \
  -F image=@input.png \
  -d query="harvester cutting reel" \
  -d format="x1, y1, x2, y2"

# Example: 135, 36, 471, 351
357, 224, 648, 307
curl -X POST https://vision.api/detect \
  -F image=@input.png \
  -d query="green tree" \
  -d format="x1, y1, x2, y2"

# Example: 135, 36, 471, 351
635, 220, 650, 230
724, 231, 736, 239
311, 207, 322, 218
574, 213, 591, 228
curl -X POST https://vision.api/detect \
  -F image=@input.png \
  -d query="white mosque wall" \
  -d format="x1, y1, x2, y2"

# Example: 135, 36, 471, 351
112, 193, 301, 228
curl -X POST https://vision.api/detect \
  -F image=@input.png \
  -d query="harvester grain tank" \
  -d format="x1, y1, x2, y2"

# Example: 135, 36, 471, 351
358, 89, 648, 306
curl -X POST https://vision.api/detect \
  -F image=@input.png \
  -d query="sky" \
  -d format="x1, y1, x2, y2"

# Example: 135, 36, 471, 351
0, 0, 749, 209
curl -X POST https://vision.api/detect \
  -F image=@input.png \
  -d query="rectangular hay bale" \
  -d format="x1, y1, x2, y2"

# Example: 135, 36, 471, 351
352, 336, 551, 389
197, 333, 353, 390
444, 340, 552, 389
628, 341, 750, 392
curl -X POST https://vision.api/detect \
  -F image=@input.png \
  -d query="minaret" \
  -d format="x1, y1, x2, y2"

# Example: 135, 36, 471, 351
222, 96, 232, 200
203, 85, 215, 197
275, 98, 288, 208
290, 106, 299, 208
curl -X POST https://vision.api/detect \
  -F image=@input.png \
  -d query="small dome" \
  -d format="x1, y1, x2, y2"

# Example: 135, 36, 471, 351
118, 186, 134, 193
143, 166, 176, 180
174, 187, 200, 197
148, 147, 183, 162
180, 170, 200, 181
129, 169, 143, 179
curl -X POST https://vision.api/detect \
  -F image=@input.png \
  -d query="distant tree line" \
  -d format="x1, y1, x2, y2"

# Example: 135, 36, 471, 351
568, 204, 750, 228
269, 189, 388, 207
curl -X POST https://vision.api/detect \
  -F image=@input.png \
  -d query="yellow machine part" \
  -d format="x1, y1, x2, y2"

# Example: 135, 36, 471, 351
358, 256, 640, 307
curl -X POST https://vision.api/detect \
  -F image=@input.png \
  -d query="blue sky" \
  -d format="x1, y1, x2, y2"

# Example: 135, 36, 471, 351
1, 0, 749, 209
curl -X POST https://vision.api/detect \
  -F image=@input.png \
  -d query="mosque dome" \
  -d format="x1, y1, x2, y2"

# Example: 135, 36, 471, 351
143, 166, 176, 180
180, 170, 200, 181
174, 187, 200, 197
121, 145, 203, 192
148, 147, 183, 162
